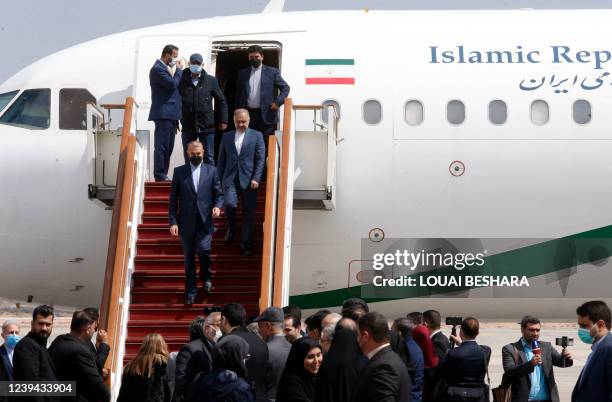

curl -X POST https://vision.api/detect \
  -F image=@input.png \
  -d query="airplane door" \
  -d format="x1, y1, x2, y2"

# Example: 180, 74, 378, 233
133, 35, 212, 178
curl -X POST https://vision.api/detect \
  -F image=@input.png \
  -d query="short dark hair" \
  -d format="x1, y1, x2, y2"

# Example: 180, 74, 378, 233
282, 305, 301, 327
357, 312, 390, 343
189, 316, 207, 340
306, 309, 331, 333
461, 317, 479, 339
393, 317, 415, 338
336, 317, 358, 335
32, 305, 54, 321
342, 298, 369, 312
577, 300, 611, 330
222, 303, 247, 327
342, 303, 368, 321
247, 45, 264, 55
70, 310, 94, 332
83, 307, 99, 322
520, 315, 541, 329
423, 310, 442, 329
161, 44, 178, 57
407, 312, 423, 325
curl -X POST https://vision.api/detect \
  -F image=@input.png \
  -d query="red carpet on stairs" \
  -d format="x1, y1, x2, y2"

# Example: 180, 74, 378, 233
125, 181, 265, 361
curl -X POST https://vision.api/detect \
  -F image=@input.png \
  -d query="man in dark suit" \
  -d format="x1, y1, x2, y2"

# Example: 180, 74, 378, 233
49, 310, 110, 402
178, 53, 228, 165
0, 319, 20, 382
235, 44, 289, 137
571, 300, 612, 402
12, 305, 58, 402
254, 307, 291, 401
82, 307, 110, 378
149, 44, 183, 181
502, 315, 573, 402
174, 316, 214, 402
438, 317, 490, 402
221, 303, 269, 402
217, 109, 265, 255
169, 140, 224, 304
352, 312, 411, 402
424, 309, 450, 360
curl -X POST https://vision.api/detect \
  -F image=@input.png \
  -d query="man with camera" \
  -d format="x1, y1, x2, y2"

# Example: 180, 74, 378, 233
502, 315, 573, 402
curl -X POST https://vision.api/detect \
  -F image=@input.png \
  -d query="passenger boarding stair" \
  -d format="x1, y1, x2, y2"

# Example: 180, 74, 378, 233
95, 98, 339, 400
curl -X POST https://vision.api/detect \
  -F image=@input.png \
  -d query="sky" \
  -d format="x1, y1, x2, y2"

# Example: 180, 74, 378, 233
1, 0, 611, 84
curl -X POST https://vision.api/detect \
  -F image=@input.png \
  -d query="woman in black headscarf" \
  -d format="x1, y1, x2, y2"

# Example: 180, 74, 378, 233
276, 337, 323, 402
194, 335, 254, 402
315, 327, 367, 402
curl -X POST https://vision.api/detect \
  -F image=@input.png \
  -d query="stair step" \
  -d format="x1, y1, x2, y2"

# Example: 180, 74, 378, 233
136, 239, 263, 256
130, 288, 259, 304
144, 181, 267, 197
142, 211, 265, 224
132, 273, 260, 288
137, 224, 264, 240
126, 336, 190, 354
128, 303, 258, 321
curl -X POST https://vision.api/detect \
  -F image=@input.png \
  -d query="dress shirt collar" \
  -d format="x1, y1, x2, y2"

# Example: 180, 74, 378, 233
367, 343, 390, 360
430, 329, 441, 339
190, 162, 201, 171
251, 64, 262, 73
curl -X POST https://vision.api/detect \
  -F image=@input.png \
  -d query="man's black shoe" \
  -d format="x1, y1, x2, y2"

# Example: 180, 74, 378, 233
204, 280, 213, 293
224, 230, 234, 242
186, 294, 196, 305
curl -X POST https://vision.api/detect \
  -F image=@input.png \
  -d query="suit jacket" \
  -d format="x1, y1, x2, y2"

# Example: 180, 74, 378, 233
571, 333, 612, 402
168, 163, 224, 238
173, 338, 213, 402
217, 129, 265, 191
230, 327, 270, 402
49, 334, 110, 402
12, 332, 58, 402
432, 331, 450, 360
235, 64, 290, 124
266, 335, 291, 401
148, 59, 183, 121
502, 339, 571, 402
0, 344, 13, 381
178, 69, 228, 133
351, 345, 411, 402
88, 341, 110, 376
438, 341, 491, 386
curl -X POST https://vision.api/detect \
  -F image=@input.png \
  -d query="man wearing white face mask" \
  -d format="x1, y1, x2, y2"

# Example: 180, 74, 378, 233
179, 53, 228, 166
571, 300, 612, 402
205, 312, 223, 343
149, 44, 184, 181
0, 320, 19, 381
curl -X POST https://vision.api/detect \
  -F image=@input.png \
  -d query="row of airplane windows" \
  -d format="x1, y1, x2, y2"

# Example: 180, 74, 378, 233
347, 99, 594, 126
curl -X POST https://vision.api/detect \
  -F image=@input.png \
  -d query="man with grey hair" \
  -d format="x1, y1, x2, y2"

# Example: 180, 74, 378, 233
174, 316, 214, 402
204, 311, 222, 344
322, 312, 342, 330
321, 325, 335, 355
0, 319, 20, 381
254, 307, 291, 401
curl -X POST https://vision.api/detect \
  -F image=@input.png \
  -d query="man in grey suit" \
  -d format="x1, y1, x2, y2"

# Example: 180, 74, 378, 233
502, 315, 573, 402
254, 307, 291, 402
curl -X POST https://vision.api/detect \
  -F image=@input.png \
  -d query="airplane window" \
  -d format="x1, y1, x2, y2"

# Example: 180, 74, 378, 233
363, 99, 382, 125
321, 99, 341, 124
573, 100, 591, 125
0, 90, 19, 114
530, 100, 549, 126
447, 100, 465, 125
60, 89, 97, 130
0, 89, 50, 130
405, 100, 424, 126
488, 100, 507, 125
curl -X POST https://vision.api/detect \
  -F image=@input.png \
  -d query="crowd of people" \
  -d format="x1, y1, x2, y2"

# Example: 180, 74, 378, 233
1, 299, 610, 402
152, 43, 290, 303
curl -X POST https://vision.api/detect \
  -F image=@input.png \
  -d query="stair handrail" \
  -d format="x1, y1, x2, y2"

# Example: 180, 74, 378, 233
99, 97, 139, 388
259, 133, 280, 311
272, 98, 294, 306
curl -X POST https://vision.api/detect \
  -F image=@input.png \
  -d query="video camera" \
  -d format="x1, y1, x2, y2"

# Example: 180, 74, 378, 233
555, 336, 574, 367
446, 316, 463, 349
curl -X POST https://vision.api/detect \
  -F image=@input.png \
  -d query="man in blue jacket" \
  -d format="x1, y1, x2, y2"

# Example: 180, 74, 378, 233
169, 141, 223, 304
571, 300, 612, 402
149, 44, 183, 181
217, 109, 265, 255
235, 45, 289, 138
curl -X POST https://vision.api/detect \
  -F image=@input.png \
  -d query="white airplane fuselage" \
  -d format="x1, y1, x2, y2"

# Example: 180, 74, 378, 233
1, 10, 611, 316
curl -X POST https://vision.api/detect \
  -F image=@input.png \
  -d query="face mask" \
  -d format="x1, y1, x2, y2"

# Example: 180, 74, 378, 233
5, 334, 20, 349
190, 64, 202, 74
250, 59, 261, 68
169, 57, 178, 67
189, 155, 203, 165
578, 326, 595, 344
214, 329, 222, 343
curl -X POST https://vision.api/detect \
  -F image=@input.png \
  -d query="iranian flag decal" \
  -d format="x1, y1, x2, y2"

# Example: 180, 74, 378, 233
305, 59, 355, 85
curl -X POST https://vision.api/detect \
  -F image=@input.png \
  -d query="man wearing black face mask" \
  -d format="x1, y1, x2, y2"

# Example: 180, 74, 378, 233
169, 141, 224, 304
235, 45, 290, 139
